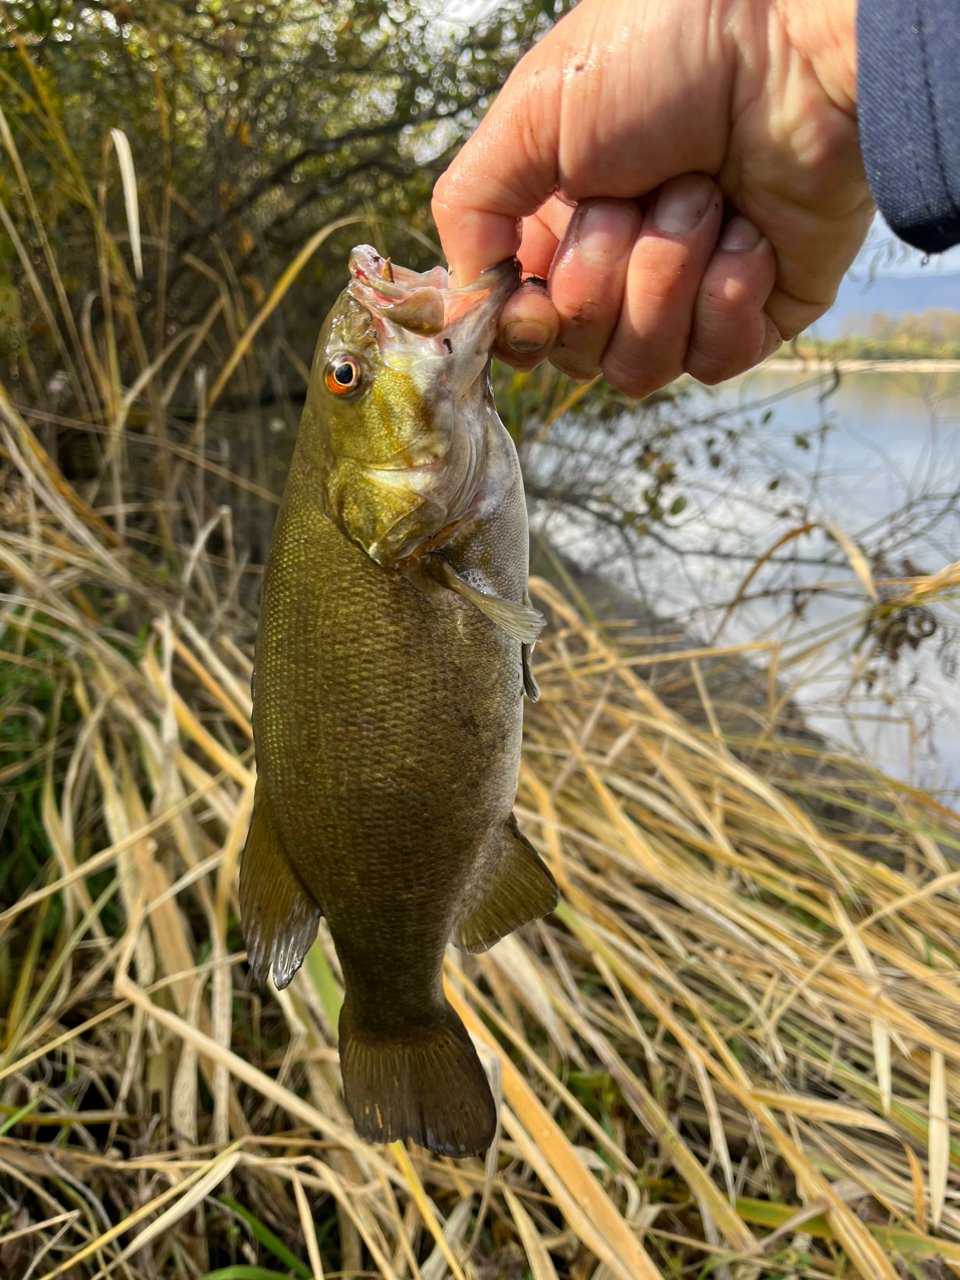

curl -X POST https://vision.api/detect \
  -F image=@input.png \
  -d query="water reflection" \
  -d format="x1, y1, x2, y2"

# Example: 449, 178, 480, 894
532, 367, 960, 791
735, 368, 960, 424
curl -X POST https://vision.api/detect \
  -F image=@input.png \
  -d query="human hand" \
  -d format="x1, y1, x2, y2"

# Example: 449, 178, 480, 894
432, 0, 874, 396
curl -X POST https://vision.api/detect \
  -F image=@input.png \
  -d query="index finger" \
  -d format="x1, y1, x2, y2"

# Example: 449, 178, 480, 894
432, 56, 562, 284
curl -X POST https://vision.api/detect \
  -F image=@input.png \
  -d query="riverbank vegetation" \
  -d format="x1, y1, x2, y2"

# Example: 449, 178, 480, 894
772, 309, 960, 363
4, 6, 960, 1280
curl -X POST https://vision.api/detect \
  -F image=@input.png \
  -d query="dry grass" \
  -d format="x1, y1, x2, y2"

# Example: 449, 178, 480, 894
3, 104, 960, 1279
4, 378, 960, 1278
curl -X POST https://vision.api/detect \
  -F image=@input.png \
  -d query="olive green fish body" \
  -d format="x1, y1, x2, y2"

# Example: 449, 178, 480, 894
241, 248, 557, 1156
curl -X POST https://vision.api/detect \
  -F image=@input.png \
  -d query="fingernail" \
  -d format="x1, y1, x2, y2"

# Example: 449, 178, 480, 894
653, 175, 715, 234
502, 319, 552, 353
720, 216, 762, 252
573, 201, 639, 265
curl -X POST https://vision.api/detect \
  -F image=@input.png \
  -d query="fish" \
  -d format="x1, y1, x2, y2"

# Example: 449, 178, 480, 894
239, 245, 559, 1157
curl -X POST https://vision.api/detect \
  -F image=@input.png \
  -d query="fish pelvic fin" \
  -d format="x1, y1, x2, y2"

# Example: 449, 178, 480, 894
522, 642, 540, 701
455, 813, 559, 953
434, 558, 545, 644
339, 1000, 496, 1158
240, 781, 322, 989
521, 588, 541, 700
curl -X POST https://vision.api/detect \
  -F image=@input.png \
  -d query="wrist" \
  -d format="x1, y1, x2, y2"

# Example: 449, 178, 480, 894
774, 0, 858, 113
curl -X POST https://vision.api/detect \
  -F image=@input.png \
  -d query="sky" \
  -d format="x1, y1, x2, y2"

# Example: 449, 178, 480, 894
814, 216, 960, 336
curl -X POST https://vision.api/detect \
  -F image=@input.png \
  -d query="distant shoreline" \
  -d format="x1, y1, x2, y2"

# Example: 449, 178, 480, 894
765, 357, 960, 373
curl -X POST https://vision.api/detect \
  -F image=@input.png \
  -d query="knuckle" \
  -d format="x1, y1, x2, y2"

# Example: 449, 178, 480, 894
601, 350, 674, 400
559, 296, 603, 329
550, 348, 601, 382
686, 357, 734, 386
497, 347, 550, 373
774, 319, 802, 342
685, 334, 760, 385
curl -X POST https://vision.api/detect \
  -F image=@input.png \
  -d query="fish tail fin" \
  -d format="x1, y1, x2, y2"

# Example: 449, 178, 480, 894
240, 782, 321, 989
339, 999, 496, 1157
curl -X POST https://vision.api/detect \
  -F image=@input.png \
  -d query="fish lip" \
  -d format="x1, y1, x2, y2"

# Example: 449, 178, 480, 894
347, 245, 447, 321
346, 244, 519, 345
441, 257, 520, 331
455, 257, 519, 294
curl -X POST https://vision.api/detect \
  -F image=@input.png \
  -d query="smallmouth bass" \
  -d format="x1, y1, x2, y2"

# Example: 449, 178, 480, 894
240, 246, 558, 1157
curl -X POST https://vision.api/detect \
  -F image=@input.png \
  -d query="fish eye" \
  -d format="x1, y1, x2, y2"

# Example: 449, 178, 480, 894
324, 354, 362, 396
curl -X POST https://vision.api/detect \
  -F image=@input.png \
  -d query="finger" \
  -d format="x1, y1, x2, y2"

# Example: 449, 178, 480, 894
684, 217, 779, 384
599, 174, 723, 398
432, 55, 563, 285
494, 282, 560, 369
432, 0, 728, 286
515, 195, 573, 277
762, 188, 873, 338
731, 95, 874, 338
492, 197, 571, 368
546, 199, 643, 382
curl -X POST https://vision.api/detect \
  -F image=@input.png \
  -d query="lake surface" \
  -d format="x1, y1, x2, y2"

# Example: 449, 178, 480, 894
532, 366, 960, 791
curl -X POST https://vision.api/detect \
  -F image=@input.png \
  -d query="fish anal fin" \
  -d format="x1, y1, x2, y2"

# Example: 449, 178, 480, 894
456, 813, 558, 953
339, 999, 496, 1157
240, 782, 321, 990
434, 558, 545, 644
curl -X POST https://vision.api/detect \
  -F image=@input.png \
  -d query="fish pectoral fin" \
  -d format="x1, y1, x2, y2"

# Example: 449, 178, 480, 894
240, 782, 322, 990
455, 813, 559, 953
434, 558, 545, 644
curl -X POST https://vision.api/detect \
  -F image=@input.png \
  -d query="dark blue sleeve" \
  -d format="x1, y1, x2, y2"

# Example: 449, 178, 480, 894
857, 0, 960, 253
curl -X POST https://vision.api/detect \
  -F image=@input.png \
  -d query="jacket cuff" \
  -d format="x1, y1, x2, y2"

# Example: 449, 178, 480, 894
857, 0, 960, 252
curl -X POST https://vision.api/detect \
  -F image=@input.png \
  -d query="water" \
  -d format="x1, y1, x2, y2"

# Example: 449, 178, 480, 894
532, 367, 960, 789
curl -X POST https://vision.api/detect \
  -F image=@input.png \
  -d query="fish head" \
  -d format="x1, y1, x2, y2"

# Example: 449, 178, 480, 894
297, 245, 519, 566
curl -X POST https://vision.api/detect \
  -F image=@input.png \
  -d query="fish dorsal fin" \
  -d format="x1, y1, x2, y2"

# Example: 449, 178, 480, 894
455, 814, 559, 953
434, 558, 545, 644
240, 782, 322, 989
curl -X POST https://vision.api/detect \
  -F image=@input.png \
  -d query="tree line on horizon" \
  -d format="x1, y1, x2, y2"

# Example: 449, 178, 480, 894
788, 307, 960, 360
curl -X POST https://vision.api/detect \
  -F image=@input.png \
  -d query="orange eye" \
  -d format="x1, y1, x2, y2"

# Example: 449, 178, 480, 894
325, 355, 362, 396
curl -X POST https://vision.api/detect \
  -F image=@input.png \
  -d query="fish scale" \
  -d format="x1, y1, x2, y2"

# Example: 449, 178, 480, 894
240, 246, 558, 1156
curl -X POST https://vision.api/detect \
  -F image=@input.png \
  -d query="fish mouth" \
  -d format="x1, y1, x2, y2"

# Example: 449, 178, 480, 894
347, 245, 519, 362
